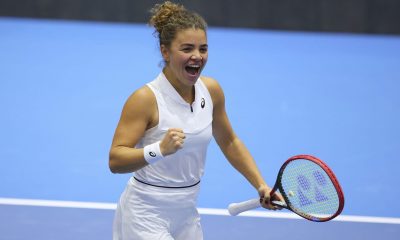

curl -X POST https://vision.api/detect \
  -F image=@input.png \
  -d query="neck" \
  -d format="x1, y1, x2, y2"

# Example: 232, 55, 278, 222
163, 67, 195, 104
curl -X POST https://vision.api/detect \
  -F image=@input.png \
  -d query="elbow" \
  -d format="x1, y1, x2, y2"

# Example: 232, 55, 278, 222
108, 151, 120, 174
109, 163, 118, 174
109, 159, 118, 174
108, 147, 142, 174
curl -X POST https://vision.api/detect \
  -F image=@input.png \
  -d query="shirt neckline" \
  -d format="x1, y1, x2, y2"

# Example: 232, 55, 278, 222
158, 72, 200, 107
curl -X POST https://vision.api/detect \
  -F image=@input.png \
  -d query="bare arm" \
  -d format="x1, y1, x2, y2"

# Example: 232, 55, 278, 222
202, 76, 282, 209
108, 86, 154, 173
202, 77, 266, 189
109, 86, 186, 174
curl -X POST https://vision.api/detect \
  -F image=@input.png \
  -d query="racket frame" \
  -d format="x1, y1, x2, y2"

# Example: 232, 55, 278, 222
270, 154, 345, 222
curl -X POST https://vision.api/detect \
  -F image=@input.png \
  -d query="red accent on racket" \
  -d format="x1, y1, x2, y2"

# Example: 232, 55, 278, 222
228, 155, 345, 222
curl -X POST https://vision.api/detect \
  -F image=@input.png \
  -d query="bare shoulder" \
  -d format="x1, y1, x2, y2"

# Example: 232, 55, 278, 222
200, 76, 221, 92
127, 85, 155, 104
122, 85, 157, 118
200, 75, 225, 105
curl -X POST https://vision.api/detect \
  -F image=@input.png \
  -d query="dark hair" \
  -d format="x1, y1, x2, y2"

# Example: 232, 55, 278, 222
149, 1, 207, 48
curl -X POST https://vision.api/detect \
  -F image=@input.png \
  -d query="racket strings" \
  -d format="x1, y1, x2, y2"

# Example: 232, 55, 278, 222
281, 160, 340, 220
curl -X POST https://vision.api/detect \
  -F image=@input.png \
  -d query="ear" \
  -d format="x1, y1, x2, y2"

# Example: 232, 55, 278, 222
160, 44, 169, 63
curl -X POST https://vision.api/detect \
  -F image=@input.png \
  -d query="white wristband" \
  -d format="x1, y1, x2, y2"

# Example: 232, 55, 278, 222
143, 141, 164, 164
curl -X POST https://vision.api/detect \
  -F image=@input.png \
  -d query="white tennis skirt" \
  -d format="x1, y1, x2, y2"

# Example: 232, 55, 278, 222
113, 177, 203, 240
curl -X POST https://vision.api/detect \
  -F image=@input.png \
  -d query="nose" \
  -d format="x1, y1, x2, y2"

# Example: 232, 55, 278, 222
191, 51, 203, 60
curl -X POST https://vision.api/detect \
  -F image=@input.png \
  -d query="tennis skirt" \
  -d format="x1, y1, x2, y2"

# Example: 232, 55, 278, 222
113, 177, 203, 240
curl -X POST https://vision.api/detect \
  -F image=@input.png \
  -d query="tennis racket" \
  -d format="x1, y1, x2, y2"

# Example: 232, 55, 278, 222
228, 154, 344, 222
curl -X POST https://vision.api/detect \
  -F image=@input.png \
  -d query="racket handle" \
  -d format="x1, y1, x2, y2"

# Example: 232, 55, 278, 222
228, 198, 261, 216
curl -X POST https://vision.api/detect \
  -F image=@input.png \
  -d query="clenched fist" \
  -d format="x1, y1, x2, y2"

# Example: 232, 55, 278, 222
159, 128, 186, 156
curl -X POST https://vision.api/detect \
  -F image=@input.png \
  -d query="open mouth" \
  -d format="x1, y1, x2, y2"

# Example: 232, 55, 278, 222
185, 64, 201, 76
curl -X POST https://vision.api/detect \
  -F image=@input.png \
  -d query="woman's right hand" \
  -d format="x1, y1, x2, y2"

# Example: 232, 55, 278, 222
159, 128, 186, 156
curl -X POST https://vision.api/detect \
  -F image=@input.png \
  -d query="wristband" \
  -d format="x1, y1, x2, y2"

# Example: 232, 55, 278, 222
143, 141, 164, 164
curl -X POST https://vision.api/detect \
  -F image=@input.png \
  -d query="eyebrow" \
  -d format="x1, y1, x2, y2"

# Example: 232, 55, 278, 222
180, 43, 208, 48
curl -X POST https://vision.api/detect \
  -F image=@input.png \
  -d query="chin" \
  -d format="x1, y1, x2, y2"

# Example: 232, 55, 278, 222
186, 74, 200, 84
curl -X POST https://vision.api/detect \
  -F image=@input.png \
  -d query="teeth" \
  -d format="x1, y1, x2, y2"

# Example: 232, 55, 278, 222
188, 65, 200, 68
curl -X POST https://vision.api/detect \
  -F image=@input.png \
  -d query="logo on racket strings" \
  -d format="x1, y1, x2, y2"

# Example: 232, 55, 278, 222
296, 170, 329, 207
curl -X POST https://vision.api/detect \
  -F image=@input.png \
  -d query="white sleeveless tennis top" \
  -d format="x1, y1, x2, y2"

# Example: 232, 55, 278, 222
134, 72, 213, 187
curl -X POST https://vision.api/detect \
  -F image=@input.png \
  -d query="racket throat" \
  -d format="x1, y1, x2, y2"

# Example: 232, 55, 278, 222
271, 200, 287, 208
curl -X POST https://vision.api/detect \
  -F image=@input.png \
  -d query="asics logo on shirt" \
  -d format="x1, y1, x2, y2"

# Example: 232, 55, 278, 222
201, 98, 205, 108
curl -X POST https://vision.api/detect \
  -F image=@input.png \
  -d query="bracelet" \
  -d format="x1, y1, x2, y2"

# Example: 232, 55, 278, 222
143, 141, 164, 164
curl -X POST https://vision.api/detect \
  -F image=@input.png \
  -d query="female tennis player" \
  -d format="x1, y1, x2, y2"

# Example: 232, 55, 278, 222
109, 1, 283, 239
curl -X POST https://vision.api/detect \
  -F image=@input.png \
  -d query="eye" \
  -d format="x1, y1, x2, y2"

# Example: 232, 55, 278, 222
200, 47, 208, 53
181, 47, 193, 53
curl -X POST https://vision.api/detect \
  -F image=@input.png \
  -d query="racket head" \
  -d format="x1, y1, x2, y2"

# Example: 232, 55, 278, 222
271, 155, 344, 222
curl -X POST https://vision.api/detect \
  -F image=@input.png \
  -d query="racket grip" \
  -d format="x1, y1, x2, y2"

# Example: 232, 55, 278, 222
228, 198, 261, 216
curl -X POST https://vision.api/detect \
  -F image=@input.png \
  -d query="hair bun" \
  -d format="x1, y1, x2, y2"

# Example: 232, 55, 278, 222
149, 1, 186, 34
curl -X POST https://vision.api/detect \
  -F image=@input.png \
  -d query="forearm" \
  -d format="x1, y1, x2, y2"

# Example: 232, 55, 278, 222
109, 146, 148, 173
221, 137, 269, 190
